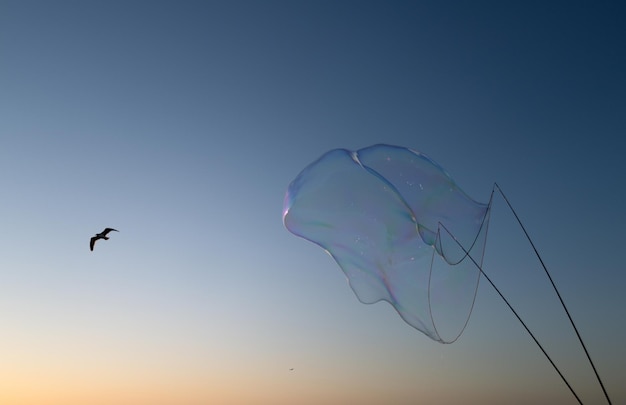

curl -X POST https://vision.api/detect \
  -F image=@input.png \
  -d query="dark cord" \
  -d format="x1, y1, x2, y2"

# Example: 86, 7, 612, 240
438, 221, 583, 405
493, 183, 611, 404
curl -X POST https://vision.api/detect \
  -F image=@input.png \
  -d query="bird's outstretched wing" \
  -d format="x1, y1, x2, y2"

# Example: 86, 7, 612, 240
102, 228, 118, 236
90, 236, 97, 251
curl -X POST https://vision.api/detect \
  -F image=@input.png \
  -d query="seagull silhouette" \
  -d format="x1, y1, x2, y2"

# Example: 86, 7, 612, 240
90, 228, 118, 251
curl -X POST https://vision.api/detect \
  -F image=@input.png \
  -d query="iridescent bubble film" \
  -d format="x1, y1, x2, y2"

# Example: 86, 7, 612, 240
283, 144, 490, 343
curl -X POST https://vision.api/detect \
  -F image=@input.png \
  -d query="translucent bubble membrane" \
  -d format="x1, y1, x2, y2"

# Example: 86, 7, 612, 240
283, 144, 490, 342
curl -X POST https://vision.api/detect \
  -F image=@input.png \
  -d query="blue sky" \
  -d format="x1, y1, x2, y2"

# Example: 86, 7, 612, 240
1, 1, 624, 404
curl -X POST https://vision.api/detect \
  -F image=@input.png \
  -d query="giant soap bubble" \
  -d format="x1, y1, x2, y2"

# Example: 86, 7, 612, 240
283, 144, 490, 343
283, 144, 612, 404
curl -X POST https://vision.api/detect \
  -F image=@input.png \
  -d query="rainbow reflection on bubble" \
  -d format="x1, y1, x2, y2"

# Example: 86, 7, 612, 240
283, 144, 490, 343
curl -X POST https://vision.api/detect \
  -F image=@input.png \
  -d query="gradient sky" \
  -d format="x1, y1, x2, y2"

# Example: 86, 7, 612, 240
1, 1, 624, 404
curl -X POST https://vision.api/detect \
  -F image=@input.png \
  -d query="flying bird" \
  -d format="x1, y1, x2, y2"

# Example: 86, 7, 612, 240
90, 228, 118, 251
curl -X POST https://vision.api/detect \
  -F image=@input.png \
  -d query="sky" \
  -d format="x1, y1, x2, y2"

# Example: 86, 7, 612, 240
1, 1, 624, 404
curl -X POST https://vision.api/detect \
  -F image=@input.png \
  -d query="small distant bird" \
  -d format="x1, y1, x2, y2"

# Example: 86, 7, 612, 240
90, 227, 118, 251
